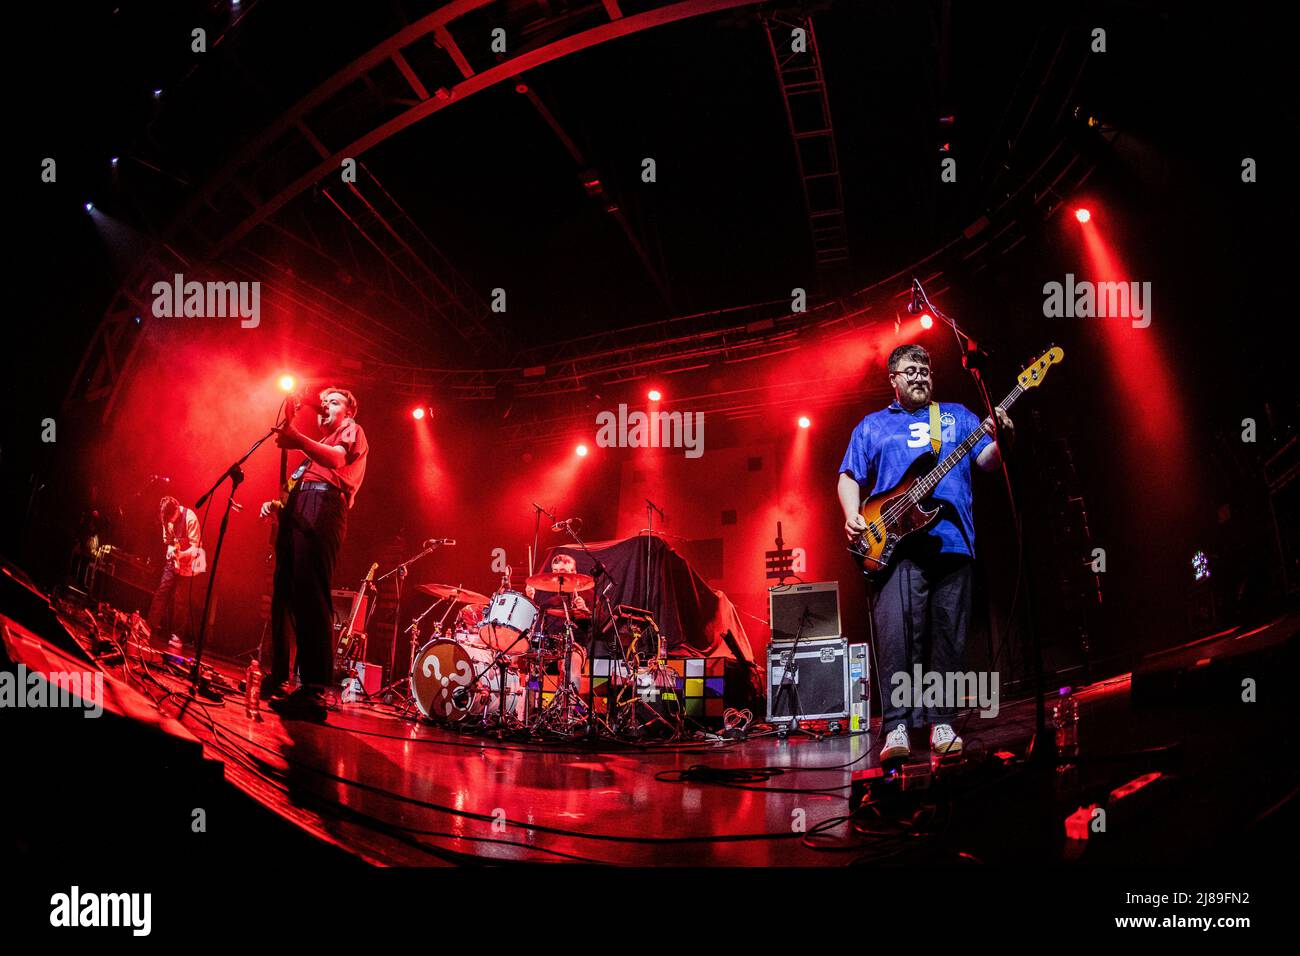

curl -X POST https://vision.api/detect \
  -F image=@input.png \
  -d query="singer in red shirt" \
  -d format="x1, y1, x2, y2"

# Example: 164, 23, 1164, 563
259, 387, 369, 721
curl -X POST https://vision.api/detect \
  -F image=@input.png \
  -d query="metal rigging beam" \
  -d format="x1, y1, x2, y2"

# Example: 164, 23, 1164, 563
188, 0, 770, 260
763, 13, 850, 276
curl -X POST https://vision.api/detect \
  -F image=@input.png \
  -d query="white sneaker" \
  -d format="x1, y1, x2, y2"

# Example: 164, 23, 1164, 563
879, 722, 911, 761
930, 723, 963, 755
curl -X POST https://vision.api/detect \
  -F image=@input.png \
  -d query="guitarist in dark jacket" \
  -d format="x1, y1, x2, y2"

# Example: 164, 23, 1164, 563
837, 345, 1012, 762
258, 387, 369, 721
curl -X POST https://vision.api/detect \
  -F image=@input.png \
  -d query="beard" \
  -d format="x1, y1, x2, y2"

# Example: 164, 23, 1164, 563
900, 383, 930, 407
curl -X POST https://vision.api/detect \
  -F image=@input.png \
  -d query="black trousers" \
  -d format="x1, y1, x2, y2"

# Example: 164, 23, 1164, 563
148, 563, 181, 642
871, 552, 973, 730
268, 488, 347, 688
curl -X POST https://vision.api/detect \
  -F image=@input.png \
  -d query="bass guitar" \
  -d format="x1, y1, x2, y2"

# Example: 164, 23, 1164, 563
847, 346, 1063, 576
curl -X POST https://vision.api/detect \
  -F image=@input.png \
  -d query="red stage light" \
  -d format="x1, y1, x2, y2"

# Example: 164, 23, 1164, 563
278, 375, 296, 392
919, 313, 934, 330
575, 444, 589, 458
648, 389, 662, 402
797, 415, 812, 429
1074, 208, 1091, 223
412, 407, 426, 420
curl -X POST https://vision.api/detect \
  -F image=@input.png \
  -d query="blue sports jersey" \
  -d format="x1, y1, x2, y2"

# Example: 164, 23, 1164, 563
838, 401, 992, 557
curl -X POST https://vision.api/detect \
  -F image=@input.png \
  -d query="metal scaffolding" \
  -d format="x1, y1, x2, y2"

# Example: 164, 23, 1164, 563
763, 13, 850, 275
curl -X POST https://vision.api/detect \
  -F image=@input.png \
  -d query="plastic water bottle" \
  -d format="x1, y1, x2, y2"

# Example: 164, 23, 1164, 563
245, 658, 263, 720
1053, 686, 1078, 760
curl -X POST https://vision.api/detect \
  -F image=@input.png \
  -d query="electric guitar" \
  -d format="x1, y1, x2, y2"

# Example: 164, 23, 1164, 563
336, 562, 379, 661
164, 519, 208, 576
847, 346, 1064, 576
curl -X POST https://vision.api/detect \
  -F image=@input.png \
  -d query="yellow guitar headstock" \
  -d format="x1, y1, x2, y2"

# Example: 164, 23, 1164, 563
1017, 346, 1064, 389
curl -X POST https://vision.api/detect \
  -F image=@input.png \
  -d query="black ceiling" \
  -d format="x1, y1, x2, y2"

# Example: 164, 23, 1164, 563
36, 1, 1081, 351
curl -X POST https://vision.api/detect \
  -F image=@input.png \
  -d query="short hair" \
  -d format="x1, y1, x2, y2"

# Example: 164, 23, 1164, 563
887, 344, 930, 372
551, 552, 577, 568
159, 496, 180, 519
319, 387, 357, 417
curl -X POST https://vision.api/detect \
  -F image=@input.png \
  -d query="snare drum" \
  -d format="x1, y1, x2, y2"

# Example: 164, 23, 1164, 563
478, 591, 537, 654
410, 638, 521, 722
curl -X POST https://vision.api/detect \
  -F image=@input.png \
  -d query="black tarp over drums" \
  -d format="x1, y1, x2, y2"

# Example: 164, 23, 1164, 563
541, 535, 754, 663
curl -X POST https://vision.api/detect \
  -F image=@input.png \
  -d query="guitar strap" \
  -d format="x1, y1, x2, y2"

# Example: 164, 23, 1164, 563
928, 402, 942, 455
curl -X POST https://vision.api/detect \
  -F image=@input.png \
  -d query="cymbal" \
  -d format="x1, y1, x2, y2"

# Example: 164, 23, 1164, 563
525, 572, 595, 593
415, 583, 490, 606
544, 607, 591, 619
513, 651, 558, 665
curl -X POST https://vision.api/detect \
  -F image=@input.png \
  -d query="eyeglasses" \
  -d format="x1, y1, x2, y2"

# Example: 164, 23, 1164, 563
891, 366, 931, 380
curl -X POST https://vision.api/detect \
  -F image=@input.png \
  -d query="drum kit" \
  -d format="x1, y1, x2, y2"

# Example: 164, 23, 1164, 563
399, 571, 603, 737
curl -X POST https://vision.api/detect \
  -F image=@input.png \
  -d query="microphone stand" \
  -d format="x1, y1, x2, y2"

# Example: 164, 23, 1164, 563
178, 423, 276, 714
912, 278, 1045, 765
644, 498, 664, 610
772, 607, 821, 739
375, 541, 452, 703
530, 501, 554, 579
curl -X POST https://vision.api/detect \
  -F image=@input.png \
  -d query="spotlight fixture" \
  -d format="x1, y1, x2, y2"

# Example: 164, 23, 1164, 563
648, 389, 662, 402
798, 416, 812, 429
1074, 208, 1091, 223
83, 202, 94, 213
278, 375, 296, 392
412, 407, 425, 420
575, 444, 589, 458
919, 313, 934, 330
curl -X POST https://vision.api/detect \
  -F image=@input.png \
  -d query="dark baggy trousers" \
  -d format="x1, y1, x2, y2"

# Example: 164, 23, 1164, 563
148, 563, 181, 643
268, 487, 347, 689
871, 552, 973, 731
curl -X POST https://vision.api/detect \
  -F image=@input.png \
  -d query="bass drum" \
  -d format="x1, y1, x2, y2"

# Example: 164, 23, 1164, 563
411, 638, 521, 723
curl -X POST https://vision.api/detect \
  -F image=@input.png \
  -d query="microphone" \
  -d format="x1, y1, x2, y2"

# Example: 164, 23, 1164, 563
423, 538, 456, 548
291, 391, 327, 419
551, 517, 582, 533
905, 279, 926, 315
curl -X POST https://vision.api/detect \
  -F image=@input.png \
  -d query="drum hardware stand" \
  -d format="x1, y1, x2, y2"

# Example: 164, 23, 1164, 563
519, 622, 551, 731
454, 627, 531, 738
553, 520, 636, 741
378, 597, 453, 710
534, 585, 589, 735
770, 607, 821, 740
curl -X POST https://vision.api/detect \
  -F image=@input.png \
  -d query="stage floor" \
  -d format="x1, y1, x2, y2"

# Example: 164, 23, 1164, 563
10, 604, 1297, 867
88, 645, 1048, 865
164, 663, 1042, 866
